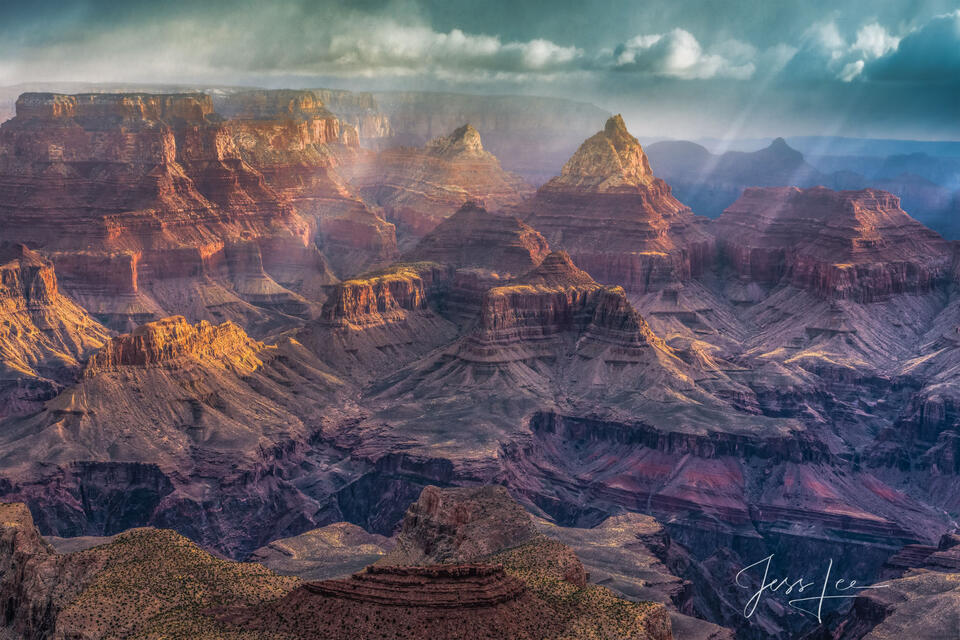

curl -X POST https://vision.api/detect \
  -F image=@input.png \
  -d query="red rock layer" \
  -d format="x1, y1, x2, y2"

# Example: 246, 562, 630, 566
349, 124, 533, 242
221, 89, 397, 278
468, 251, 660, 362
219, 563, 564, 640
0, 92, 316, 330
301, 263, 458, 382
520, 115, 714, 293
714, 186, 952, 301
404, 201, 550, 276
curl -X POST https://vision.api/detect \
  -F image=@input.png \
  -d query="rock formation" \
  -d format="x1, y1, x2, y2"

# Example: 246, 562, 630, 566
824, 533, 960, 640
385, 485, 540, 566
221, 89, 398, 278
300, 262, 459, 382
0, 92, 317, 332
348, 124, 532, 245
0, 244, 111, 417
223, 485, 674, 640
714, 186, 952, 301
538, 514, 734, 640
403, 201, 549, 276
521, 116, 714, 293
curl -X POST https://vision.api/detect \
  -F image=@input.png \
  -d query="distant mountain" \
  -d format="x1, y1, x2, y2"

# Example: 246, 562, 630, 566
645, 137, 821, 218
647, 137, 960, 237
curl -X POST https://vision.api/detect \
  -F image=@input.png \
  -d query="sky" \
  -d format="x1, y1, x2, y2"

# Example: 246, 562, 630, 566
2, 0, 959, 140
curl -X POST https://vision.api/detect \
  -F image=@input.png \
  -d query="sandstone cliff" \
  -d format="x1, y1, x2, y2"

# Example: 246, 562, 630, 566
310, 88, 392, 143
0, 244, 111, 417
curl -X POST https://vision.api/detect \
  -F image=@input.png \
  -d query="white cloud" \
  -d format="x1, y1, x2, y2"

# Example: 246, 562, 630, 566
852, 23, 900, 59
611, 29, 755, 79
839, 59, 865, 81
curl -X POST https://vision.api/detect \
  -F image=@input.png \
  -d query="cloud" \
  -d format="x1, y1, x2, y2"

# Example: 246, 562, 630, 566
852, 23, 900, 59
610, 29, 755, 79
779, 18, 905, 82
865, 10, 960, 82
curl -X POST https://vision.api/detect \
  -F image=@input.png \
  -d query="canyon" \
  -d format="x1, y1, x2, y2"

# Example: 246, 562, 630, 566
0, 89, 958, 640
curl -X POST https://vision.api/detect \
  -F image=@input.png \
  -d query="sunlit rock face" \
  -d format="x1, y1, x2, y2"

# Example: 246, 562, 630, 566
348, 124, 533, 246
220, 89, 398, 279
714, 186, 952, 302
0, 92, 317, 332
520, 116, 714, 293
0, 244, 111, 418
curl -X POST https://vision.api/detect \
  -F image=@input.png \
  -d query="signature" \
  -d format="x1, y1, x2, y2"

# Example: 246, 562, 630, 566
735, 554, 888, 623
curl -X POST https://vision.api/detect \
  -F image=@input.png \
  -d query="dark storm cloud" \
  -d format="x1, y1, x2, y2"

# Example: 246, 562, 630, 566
0, 0, 958, 138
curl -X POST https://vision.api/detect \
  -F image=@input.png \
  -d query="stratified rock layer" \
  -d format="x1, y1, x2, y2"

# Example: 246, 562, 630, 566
404, 201, 549, 276
0, 244, 111, 417
521, 115, 713, 293
714, 186, 952, 301
0, 92, 315, 331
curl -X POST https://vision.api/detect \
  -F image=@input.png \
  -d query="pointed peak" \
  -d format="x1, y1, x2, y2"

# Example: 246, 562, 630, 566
770, 136, 789, 148
605, 114, 629, 136
548, 115, 653, 191
518, 251, 597, 287
426, 123, 487, 157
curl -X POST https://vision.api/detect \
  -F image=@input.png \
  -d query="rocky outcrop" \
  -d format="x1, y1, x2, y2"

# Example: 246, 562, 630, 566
0, 92, 317, 331
349, 124, 533, 244
301, 263, 458, 382
217, 563, 572, 640
714, 186, 952, 301
221, 89, 398, 278
464, 251, 663, 363
385, 485, 540, 566
538, 515, 734, 640
226, 485, 673, 640
404, 201, 549, 276
0, 244, 111, 417
84, 315, 262, 374
521, 116, 714, 293
825, 534, 960, 640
